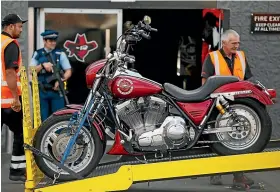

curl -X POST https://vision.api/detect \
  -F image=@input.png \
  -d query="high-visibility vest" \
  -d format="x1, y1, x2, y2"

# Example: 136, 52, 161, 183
1, 34, 22, 108
209, 50, 246, 80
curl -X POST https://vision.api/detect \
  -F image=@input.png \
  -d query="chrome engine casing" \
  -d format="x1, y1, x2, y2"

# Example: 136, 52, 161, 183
115, 96, 191, 150
115, 96, 167, 135
137, 116, 190, 150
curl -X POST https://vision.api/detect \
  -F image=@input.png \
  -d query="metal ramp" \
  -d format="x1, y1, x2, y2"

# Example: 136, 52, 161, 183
20, 66, 280, 192
34, 145, 280, 192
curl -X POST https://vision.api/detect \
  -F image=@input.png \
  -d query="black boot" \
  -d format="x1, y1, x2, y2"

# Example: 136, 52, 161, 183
9, 168, 26, 182
9, 174, 26, 182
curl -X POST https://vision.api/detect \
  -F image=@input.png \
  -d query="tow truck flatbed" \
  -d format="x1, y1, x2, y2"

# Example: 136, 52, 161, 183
31, 141, 280, 192
20, 66, 280, 192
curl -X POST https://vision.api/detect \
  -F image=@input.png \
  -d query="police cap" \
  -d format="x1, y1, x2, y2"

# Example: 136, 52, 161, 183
41, 30, 59, 40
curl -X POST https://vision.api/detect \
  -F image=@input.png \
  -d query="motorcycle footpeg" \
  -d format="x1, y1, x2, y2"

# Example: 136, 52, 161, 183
154, 151, 165, 159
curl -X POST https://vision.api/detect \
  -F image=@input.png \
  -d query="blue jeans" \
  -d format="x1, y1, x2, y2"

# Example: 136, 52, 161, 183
39, 89, 65, 122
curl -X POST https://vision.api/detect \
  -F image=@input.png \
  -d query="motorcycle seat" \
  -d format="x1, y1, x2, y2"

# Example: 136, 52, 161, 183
163, 76, 239, 102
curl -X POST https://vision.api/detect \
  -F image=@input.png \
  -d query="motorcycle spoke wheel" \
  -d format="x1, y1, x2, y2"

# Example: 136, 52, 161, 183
215, 104, 261, 151
40, 121, 95, 175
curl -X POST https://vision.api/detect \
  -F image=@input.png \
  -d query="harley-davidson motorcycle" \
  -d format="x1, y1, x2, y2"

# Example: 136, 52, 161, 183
33, 16, 277, 181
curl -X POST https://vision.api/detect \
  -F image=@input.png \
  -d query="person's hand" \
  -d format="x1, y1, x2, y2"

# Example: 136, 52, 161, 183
11, 97, 21, 112
53, 81, 59, 91
43, 62, 53, 72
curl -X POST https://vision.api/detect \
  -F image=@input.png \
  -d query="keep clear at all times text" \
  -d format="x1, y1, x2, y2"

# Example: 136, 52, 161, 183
253, 15, 280, 32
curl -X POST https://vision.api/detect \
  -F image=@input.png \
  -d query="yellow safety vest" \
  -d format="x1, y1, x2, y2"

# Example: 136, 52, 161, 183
209, 50, 246, 80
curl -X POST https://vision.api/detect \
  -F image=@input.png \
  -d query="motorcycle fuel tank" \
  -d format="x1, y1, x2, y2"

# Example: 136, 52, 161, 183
110, 75, 163, 99
85, 59, 106, 88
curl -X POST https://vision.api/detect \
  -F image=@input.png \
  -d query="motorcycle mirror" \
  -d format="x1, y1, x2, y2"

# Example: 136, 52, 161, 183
143, 15, 151, 25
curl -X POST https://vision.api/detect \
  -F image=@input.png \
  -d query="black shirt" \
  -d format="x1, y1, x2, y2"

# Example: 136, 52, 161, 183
2, 31, 19, 70
201, 49, 253, 80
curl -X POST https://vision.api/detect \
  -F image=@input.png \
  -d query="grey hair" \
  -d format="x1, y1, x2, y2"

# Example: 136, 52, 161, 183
221, 29, 240, 42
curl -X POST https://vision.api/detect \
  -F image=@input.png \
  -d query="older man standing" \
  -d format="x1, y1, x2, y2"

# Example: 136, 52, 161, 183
201, 29, 255, 188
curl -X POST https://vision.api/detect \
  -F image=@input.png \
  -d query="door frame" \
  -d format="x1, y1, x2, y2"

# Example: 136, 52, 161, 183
36, 8, 123, 49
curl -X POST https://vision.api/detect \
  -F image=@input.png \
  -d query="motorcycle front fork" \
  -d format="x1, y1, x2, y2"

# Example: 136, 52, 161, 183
60, 78, 102, 165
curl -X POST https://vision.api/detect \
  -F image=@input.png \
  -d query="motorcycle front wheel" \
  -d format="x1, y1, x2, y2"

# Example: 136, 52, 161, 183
209, 98, 272, 155
33, 114, 104, 181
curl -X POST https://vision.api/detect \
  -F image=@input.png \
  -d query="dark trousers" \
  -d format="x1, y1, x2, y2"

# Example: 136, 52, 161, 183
1, 107, 26, 176
39, 88, 65, 121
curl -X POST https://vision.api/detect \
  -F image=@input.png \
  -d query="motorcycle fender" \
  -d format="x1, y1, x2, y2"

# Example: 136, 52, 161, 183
53, 105, 105, 141
213, 81, 274, 105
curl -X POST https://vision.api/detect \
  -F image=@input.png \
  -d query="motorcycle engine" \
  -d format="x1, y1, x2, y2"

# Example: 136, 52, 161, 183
115, 96, 191, 151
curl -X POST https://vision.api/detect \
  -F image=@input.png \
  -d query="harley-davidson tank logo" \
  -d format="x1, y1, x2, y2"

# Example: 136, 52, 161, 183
63, 33, 98, 62
117, 79, 133, 95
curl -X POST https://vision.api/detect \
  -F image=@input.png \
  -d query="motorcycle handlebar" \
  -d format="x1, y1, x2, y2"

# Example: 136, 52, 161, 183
150, 28, 158, 32
119, 54, 135, 64
140, 32, 151, 40
144, 24, 158, 32
124, 56, 135, 63
106, 19, 158, 68
137, 30, 151, 39
127, 23, 157, 41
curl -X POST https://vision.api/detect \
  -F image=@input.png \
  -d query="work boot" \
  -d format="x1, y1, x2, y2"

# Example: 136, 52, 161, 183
210, 175, 223, 185
233, 173, 254, 188
9, 174, 26, 182
9, 168, 26, 182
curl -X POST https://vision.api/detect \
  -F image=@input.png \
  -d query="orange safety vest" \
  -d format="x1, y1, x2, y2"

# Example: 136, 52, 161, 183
1, 34, 22, 108
209, 50, 246, 80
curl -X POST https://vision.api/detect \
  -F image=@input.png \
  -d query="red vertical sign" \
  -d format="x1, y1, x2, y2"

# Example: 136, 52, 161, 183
201, 9, 224, 64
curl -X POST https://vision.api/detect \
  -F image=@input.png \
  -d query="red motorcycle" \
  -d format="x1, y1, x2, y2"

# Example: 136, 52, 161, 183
33, 16, 277, 181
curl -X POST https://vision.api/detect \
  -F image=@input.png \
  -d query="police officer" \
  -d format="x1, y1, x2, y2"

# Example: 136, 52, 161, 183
201, 29, 254, 187
1, 13, 27, 182
30, 30, 72, 121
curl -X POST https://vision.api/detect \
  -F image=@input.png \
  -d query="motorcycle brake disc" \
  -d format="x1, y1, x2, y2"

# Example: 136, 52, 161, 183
52, 133, 83, 163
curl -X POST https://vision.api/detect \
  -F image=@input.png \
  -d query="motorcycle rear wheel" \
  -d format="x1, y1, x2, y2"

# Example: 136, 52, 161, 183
209, 98, 272, 155
33, 114, 104, 181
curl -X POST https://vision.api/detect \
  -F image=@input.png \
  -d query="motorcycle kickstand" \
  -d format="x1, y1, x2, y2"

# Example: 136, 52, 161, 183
135, 155, 148, 164
168, 152, 172, 161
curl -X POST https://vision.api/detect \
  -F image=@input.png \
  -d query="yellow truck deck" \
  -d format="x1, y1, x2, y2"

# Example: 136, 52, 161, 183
20, 66, 280, 192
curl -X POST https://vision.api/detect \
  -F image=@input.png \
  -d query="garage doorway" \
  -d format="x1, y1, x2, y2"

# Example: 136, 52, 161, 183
123, 9, 224, 91
37, 8, 123, 103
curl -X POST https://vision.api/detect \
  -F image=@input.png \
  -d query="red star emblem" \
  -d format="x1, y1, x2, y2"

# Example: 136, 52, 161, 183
63, 33, 98, 62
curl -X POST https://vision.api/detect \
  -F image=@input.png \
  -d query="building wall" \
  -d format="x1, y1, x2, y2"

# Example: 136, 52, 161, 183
218, 1, 280, 139
1, 1, 29, 153
1, 1, 29, 67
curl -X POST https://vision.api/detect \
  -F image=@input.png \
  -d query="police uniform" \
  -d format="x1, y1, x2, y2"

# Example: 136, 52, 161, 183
30, 30, 71, 121
1, 13, 27, 182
